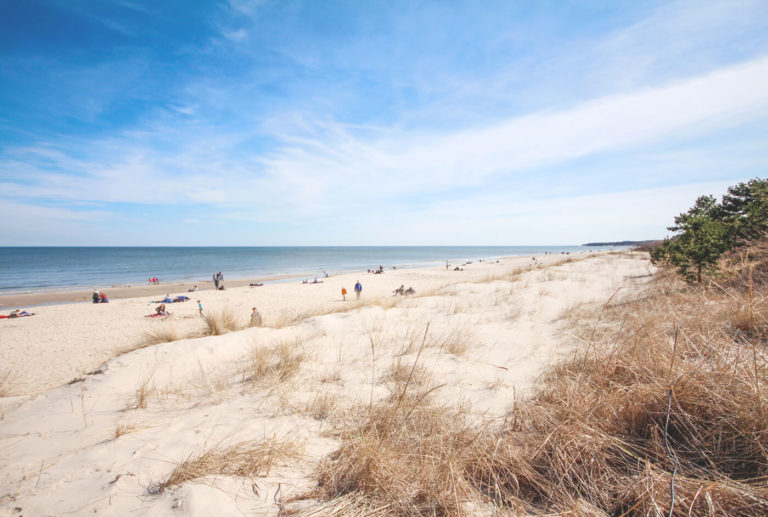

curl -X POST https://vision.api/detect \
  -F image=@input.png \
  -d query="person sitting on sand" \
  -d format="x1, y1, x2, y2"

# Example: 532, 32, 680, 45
100, 292, 109, 303
405, 287, 416, 296
188, 285, 198, 292
249, 307, 263, 327
393, 285, 405, 295
92, 290, 101, 304
155, 303, 168, 316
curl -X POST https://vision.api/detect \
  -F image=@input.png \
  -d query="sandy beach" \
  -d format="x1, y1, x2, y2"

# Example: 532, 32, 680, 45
0, 251, 653, 515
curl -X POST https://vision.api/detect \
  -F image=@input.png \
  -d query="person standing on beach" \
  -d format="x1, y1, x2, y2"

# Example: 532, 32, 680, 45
341, 287, 347, 301
198, 300, 203, 316
354, 281, 362, 300
249, 307, 262, 327
213, 273, 219, 290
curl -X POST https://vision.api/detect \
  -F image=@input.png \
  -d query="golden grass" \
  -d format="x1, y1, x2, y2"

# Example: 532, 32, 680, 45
303, 391, 341, 420
318, 369, 343, 385
126, 373, 155, 410
122, 323, 190, 355
151, 436, 303, 494
298, 251, 768, 515
202, 307, 242, 335
113, 422, 137, 439
425, 326, 473, 356
382, 360, 433, 392
242, 339, 305, 388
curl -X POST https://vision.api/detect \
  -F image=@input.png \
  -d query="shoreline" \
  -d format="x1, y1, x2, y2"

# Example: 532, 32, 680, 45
0, 272, 313, 309
0, 251, 583, 309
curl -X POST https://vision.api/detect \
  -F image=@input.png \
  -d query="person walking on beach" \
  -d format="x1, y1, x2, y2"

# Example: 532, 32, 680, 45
341, 287, 347, 301
249, 307, 262, 327
213, 273, 219, 290
197, 300, 203, 316
354, 281, 362, 300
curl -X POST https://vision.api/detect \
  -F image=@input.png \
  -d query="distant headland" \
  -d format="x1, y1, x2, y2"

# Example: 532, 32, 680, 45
582, 240, 659, 247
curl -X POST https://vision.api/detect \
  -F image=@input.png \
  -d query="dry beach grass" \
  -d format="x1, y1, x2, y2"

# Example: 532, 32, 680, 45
293, 254, 768, 516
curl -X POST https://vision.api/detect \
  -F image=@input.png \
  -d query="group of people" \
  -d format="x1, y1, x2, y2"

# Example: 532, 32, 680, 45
92, 290, 109, 303
213, 271, 225, 290
392, 285, 415, 296
367, 265, 386, 274
341, 281, 363, 301
148, 277, 160, 284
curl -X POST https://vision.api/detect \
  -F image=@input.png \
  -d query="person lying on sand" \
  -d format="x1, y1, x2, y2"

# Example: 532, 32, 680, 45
2, 309, 36, 319
249, 282, 264, 287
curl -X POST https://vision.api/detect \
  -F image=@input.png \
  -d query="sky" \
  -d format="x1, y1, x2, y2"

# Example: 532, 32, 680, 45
1, 0, 768, 246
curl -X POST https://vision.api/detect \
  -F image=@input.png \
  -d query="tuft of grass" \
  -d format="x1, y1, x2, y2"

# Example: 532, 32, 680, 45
303, 391, 340, 420
126, 375, 155, 410
151, 437, 303, 494
114, 422, 137, 439
315, 396, 478, 515
0, 369, 14, 397
202, 307, 242, 335
425, 326, 473, 356
242, 339, 305, 388
318, 369, 343, 385
125, 324, 188, 355
381, 360, 433, 393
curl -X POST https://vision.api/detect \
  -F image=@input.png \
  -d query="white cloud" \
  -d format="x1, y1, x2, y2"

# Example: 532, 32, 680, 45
3, 26, 768, 246
254, 56, 768, 203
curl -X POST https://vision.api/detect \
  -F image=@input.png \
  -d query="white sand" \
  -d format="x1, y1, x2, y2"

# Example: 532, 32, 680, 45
0, 251, 654, 516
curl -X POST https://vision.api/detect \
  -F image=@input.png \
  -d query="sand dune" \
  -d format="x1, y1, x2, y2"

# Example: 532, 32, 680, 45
0, 252, 653, 516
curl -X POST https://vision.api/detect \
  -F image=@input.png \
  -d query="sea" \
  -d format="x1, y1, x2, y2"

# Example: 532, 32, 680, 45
0, 246, 607, 294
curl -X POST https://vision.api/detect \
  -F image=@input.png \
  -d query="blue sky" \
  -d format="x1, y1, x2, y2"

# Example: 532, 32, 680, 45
1, 0, 768, 245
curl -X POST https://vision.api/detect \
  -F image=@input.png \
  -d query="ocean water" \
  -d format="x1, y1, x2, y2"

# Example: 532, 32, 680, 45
0, 246, 603, 293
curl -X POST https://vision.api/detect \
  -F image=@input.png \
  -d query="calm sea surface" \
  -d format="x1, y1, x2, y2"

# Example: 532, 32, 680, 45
0, 246, 604, 293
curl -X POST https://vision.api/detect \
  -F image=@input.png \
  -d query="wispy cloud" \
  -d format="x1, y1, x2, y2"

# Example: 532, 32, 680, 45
3, 56, 768, 215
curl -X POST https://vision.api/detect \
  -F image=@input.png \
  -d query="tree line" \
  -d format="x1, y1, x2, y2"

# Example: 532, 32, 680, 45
650, 178, 768, 283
